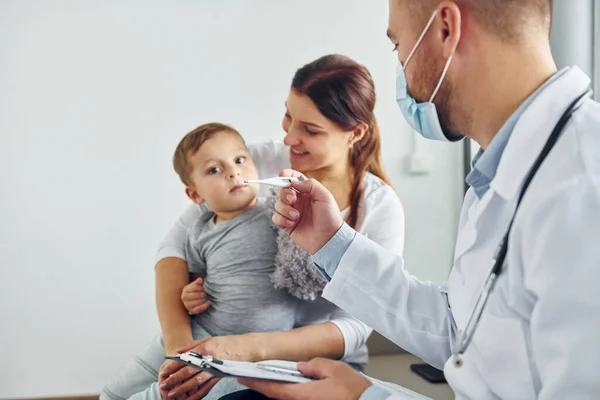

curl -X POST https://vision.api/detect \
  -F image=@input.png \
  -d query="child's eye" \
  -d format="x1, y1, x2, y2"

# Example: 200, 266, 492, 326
208, 167, 221, 175
235, 156, 246, 164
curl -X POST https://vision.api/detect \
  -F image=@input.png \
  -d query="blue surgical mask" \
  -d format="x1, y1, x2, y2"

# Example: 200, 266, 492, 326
396, 11, 463, 142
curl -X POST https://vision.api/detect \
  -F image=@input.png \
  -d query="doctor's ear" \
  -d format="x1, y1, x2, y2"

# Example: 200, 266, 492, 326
437, 1, 462, 58
185, 187, 204, 205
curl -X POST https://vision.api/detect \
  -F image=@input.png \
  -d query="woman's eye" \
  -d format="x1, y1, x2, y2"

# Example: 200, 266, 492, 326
305, 126, 318, 135
392, 44, 398, 52
235, 156, 246, 164
208, 167, 221, 175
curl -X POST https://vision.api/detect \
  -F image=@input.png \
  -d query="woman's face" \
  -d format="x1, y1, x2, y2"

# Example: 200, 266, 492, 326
282, 89, 354, 174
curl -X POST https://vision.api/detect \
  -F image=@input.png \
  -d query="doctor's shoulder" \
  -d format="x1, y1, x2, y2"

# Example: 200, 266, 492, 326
572, 99, 600, 179
547, 98, 600, 195
515, 97, 600, 235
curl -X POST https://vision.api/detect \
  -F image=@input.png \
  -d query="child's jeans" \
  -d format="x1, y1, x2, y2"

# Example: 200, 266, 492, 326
100, 320, 247, 400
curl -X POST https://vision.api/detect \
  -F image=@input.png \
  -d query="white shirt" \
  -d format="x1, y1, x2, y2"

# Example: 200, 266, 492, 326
314, 66, 600, 399
157, 141, 406, 366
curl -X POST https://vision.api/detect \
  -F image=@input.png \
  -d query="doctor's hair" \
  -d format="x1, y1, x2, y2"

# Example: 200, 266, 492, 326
402, 0, 553, 44
173, 123, 245, 187
291, 54, 393, 230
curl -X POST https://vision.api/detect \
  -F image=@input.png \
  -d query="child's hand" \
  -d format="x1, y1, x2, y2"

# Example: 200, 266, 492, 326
181, 277, 211, 315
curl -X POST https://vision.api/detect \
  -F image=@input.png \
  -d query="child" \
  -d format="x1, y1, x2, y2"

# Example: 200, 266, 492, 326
176, 123, 296, 337
101, 123, 296, 400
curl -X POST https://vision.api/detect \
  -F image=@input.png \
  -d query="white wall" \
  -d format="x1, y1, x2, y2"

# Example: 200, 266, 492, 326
0, 1, 463, 397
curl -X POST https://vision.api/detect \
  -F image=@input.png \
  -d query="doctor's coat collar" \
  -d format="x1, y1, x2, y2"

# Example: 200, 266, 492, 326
489, 66, 592, 201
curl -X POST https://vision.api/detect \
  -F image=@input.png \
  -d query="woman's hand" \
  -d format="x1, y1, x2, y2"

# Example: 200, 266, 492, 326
239, 358, 373, 400
158, 358, 216, 400
274, 169, 344, 255
159, 335, 262, 399
181, 277, 211, 315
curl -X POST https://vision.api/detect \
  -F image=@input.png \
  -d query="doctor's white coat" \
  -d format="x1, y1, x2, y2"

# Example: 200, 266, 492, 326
322, 66, 600, 399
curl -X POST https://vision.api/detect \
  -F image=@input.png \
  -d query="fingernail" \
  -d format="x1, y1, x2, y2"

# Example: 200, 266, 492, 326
159, 382, 167, 389
289, 209, 299, 219
168, 391, 177, 398
286, 219, 295, 227
286, 194, 294, 203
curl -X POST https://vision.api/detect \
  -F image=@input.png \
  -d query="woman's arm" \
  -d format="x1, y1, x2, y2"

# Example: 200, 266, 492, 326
155, 203, 203, 354
155, 257, 193, 355
328, 307, 373, 360
157, 323, 347, 399
248, 322, 345, 362
174, 309, 370, 364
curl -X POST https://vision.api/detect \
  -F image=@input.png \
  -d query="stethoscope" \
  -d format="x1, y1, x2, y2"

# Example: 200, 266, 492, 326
451, 88, 594, 368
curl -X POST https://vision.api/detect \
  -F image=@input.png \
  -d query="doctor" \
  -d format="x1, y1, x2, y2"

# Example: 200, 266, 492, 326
240, 0, 600, 399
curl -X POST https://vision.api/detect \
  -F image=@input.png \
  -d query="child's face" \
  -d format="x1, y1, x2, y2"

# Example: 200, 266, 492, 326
185, 131, 259, 214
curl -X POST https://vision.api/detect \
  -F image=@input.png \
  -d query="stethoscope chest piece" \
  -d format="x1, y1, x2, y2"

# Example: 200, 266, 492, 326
453, 355, 463, 368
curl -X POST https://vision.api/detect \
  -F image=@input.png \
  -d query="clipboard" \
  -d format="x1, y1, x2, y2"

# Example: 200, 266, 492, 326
166, 352, 317, 384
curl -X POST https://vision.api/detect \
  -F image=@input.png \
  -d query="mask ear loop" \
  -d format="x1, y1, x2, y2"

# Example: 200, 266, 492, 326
430, 54, 454, 102
404, 11, 438, 68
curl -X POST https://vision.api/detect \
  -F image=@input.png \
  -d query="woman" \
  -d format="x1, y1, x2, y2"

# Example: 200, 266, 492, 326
108, 54, 405, 400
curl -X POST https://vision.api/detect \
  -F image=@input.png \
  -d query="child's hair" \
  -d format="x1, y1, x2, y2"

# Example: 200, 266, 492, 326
173, 123, 244, 186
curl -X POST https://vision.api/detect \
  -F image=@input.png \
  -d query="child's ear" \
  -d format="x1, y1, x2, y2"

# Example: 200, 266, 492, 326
185, 187, 204, 205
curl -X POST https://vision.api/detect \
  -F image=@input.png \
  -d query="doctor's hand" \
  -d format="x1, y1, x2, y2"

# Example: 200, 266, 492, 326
273, 169, 344, 255
239, 358, 372, 400
181, 277, 211, 315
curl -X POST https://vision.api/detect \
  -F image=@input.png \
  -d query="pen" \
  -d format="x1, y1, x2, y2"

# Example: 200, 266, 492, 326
256, 365, 305, 377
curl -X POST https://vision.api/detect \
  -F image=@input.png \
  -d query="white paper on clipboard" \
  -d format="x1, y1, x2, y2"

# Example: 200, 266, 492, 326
169, 352, 435, 398
166, 352, 316, 384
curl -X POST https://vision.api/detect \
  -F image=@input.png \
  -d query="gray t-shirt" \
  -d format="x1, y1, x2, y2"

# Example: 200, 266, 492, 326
184, 199, 296, 336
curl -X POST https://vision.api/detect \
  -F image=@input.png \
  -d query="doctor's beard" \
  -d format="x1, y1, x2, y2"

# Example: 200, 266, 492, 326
410, 47, 465, 140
